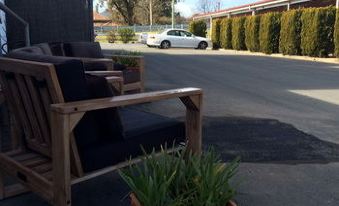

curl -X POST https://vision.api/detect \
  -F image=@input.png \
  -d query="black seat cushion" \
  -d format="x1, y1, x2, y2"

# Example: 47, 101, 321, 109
79, 108, 186, 172
64, 42, 104, 58
48, 42, 66, 56
7, 52, 125, 147
11, 46, 46, 55
35, 43, 53, 55
83, 61, 109, 71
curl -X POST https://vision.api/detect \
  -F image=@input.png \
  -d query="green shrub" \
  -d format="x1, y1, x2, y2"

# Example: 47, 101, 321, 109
301, 7, 336, 57
232, 17, 247, 50
212, 19, 222, 49
189, 20, 207, 37
245, 15, 261, 52
107, 30, 116, 43
279, 9, 302, 55
117, 28, 135, 43
335, 9, 339, 57
259, 12, 281, 54
119, 148, 240, 206
220, 18, 233, 49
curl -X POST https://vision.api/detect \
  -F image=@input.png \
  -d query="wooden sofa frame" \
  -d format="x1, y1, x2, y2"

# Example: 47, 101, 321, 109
0, 57, 202, 206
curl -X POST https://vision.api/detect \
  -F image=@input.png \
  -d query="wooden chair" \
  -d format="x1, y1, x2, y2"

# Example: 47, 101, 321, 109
0, 57, 202, 206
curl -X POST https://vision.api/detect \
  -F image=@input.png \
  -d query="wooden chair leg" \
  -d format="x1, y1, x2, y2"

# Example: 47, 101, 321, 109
52, 112, 72, 206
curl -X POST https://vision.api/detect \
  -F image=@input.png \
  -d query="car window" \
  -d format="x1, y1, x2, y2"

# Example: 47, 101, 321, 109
167, 30, 179, 36
179, 31, 192, 37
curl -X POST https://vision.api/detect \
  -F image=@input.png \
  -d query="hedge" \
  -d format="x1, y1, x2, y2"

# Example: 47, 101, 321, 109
259, 12, 281, 54
189, 20, 207, 37
220, 18, 233, 49
245, 15, 261, 52
212, 19, 221, 49
191, 7, 338, 58
279, 9, 302, 55
301, 7, 336, 57
232, 17, 247, 50
335, 9, 339, 57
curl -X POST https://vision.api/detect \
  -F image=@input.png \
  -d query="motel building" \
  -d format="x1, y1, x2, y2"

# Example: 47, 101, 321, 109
193, 0, 338, 38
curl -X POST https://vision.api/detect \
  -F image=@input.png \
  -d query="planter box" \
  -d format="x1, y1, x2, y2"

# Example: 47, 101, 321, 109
130, 193, 237, 206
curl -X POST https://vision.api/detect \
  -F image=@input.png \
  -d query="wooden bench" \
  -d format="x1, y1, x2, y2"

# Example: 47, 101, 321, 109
0, 57, 202, 206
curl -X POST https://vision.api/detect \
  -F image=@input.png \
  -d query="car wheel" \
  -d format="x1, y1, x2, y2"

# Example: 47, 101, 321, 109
198, 41, 208, 50
160, 41, 171, 49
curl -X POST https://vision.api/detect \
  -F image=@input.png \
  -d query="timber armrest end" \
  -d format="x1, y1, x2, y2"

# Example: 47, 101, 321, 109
51, 88, 203, 114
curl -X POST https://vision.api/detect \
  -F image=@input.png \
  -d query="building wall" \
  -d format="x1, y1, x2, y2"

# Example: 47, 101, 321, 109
5, 0, 94, 50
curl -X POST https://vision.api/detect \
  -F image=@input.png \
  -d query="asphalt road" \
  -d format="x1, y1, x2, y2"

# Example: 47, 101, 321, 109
103, 43, 339, 206
104, 43, 339, 144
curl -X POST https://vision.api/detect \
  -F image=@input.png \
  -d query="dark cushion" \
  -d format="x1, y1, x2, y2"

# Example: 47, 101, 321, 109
7, 52, 125, 148
48, 42, 66, 56
11, 46, 45, 55
64, 42, 104, 58
83, 61, 109, 71
79, 108, 186, 172
123, 69, 141, 84
35, 43, 53, 55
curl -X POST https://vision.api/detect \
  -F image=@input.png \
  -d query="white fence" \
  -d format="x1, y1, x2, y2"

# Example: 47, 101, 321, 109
95, 24, 190, 34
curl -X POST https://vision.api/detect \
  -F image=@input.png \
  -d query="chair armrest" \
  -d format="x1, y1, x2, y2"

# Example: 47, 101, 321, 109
103, 54, 144, 59
85, 71, 123, 77
51, 88, 202, 114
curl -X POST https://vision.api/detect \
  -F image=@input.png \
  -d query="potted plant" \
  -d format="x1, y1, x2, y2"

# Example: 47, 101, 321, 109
119, 148, 240, 206
111, 50, 142, 69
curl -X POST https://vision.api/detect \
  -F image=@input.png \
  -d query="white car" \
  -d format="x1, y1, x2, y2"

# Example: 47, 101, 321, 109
147, 29, 209, 49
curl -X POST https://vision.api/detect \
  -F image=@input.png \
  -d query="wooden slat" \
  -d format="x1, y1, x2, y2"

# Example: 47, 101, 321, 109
22, 157, 49, 168
38, 82, 53, 122
32, 163, 52, 174
24, 76, 51, 146
0, 154, 53, 201
3, 184, 28, 198
12, 152, 39, 162
15, 74, 44, 144
70, 134, 84, 177
52, 88, 203, 114
6, 76, 34, 141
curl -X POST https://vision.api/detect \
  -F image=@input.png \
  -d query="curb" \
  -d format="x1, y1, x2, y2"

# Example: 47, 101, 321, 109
218, 49, 339, 65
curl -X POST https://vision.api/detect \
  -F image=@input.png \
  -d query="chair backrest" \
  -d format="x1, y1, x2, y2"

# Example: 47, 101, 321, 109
0, 57, 64, 157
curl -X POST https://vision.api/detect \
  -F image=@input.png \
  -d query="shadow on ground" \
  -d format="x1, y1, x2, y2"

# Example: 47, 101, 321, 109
203, 116, 339, 164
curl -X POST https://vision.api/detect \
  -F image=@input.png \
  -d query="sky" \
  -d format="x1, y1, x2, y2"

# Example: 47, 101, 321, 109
94, 0, 259, 18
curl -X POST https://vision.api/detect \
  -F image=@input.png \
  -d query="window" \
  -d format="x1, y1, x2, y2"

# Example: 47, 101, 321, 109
179, 31, 192, 37
167, 30, 179, 36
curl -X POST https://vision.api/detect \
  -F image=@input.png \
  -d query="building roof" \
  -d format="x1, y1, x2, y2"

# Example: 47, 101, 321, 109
193, 0, 311, 19
93, 11, 111, 22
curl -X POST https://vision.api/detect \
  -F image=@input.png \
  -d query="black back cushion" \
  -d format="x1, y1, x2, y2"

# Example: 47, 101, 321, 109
64, 42, 104, 58
7, 51, 124, 148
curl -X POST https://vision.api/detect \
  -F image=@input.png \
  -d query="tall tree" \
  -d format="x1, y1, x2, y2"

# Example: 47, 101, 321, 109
197, 0, 222, 13
108, 0, 137, 25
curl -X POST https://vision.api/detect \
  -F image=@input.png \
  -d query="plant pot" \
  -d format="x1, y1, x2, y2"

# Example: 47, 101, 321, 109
130, 193, 238, 206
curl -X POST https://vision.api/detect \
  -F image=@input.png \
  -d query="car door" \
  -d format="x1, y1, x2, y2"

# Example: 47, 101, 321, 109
166, 30, 180, 47
179, 31, 196, 48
